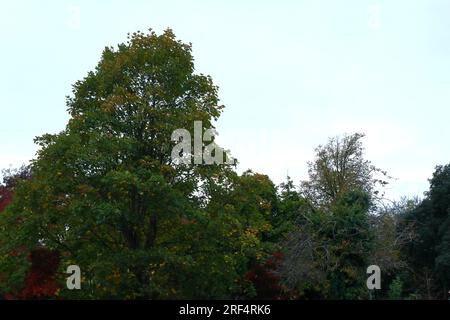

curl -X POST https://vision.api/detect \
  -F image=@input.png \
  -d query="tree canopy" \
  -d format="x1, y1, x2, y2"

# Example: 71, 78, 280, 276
0, 29, 448, 300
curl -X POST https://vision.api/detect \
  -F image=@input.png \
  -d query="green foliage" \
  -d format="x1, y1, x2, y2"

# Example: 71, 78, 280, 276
0, 29, 264, 299
281, 190, 373, 299
279, 133, 389, 299
0, 27, 448, 301
206, 170, 279, 263
401, 164, 450, 299
272, 177, 308, 241
388, 276, 403, 300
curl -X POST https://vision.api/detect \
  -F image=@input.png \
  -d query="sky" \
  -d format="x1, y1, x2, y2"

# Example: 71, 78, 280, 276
1, 0, 449, 201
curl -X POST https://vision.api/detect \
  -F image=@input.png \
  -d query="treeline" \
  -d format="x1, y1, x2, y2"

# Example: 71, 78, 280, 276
0, 29, 448, 300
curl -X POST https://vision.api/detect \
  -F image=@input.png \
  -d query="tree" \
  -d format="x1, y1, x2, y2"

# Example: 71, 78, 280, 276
17, 248, 61, 300
1, 165, 32, 189
245, 252, 295, 299
300, 133, 390, 207
280, 190, 374, 299
0, 166, 62, 300
370, 198, 417, 272
348, 197, 418, 300
204, 170, 281, 297
402, 164, 450, 299
271, 176, 308, 241
0, 165, 31, 213
0, 187, 12, 214
0, 29, 249, 299
279, 134, 392, 299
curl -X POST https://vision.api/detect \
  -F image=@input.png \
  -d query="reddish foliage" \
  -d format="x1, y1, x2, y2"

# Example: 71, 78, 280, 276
1, 167, 60, 300
17, 248, 61, 300
0, 186, 13, 213
245, 252, 295, 300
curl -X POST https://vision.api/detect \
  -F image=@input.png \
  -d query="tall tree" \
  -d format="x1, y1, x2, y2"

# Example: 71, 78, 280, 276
402, 164, 450, 299
0, 29, 247, 299
300, 133, 389, 207
280, 134, 390, 299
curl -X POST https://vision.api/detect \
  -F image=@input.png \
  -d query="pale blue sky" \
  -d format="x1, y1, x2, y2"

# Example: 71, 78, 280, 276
1, 0, 449, 200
